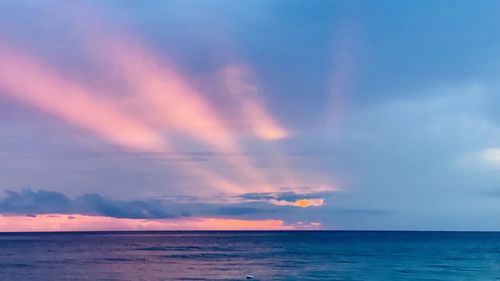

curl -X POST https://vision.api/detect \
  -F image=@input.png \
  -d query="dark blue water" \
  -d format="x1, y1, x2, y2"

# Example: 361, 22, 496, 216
1, 231, 499, 280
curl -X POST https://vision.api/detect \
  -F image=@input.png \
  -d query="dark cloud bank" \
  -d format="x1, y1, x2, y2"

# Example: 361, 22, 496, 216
0, 189, 331, 219
0, 189, 178, 219
0, 189, 389, 223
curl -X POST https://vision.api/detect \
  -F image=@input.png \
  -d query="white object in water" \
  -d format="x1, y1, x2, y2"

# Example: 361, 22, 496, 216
246, 275, 255, 279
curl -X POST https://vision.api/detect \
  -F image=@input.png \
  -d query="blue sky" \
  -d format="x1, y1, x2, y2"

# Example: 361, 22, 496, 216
1, 0, 500, 230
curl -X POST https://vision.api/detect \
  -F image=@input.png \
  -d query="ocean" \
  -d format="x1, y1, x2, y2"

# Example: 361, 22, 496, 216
0, 231, 499, 280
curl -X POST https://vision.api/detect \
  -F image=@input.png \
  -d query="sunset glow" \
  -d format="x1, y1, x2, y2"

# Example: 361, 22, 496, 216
1, 0, 496, 232
0, 214, 320, 232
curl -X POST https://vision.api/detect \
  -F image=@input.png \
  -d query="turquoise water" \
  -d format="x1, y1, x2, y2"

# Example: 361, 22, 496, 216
1, 231, 499, 280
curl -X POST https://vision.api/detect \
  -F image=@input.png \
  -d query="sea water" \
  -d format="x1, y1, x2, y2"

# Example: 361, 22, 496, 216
0, 231, 499, 280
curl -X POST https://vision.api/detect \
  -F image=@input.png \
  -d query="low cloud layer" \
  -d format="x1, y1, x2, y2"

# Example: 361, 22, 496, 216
0, 189, 332, 220
0, 190, 180, 219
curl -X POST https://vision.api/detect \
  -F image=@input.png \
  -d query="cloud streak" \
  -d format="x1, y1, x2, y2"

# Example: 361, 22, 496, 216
223, 64, 288, 140
93, 38, 282, 193
0, 43, 257, 194
0, 6, 332, 206
0, 45, 166, 152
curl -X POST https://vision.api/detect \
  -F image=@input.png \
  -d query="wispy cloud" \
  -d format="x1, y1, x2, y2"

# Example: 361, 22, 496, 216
0, 43, 255, 194
0, 45, 166, 152
327, 19, 363, 142
77, 24, 287, 193
0, 5, 334, 205
479, 148, 500, 169
223, 64, 288, 140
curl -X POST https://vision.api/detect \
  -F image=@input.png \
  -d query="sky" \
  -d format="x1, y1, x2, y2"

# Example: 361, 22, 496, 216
1, 0, 500, 231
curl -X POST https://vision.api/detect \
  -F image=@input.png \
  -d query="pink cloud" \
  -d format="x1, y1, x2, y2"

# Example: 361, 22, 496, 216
0, 17, 331, 197
0, 46, 166, 152
224, 64, 288, 140
0, 45, 249, 194
85, 35, 278, 193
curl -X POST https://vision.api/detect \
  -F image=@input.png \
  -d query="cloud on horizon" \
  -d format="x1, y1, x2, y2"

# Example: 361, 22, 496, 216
0, 189, 181, 219
0, 189, 333, 220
